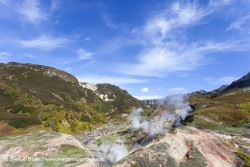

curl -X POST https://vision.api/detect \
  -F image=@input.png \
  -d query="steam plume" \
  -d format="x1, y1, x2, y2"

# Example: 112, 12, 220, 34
100, 139, 128, 163
131, 94, 192, 135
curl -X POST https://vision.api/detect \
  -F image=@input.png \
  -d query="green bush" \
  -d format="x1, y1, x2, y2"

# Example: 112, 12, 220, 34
3, 86, 21, 97
237, 102, 250, 113
10, 104, 24, 114
0, 112, 41, 128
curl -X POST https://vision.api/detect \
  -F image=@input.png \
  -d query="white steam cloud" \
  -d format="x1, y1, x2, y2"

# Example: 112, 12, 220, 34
100, 139, 128, 163
131, 94, 192, 135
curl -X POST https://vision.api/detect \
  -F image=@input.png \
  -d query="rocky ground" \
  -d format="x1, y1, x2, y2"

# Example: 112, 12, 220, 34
115, 126, 250, 167
0, 127, 93, 167
75, 114, 250, 167
0, 115, 250, 167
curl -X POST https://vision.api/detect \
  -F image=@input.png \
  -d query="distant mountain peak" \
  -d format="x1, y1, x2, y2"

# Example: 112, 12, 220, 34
224, 72, 250, 90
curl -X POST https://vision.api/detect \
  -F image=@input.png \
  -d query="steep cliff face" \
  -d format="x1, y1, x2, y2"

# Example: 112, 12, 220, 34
80, 83, 146, 114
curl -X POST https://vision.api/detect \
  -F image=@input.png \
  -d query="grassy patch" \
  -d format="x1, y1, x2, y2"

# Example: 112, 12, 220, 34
132, 157, 160, 167
235, 152, 250, 166
96, 134, 120, 146
180, 147, 206, 167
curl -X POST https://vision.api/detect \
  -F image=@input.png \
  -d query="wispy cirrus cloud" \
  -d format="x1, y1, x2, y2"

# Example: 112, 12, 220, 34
0, 0, 49, 25
85, 37, 91, 41
51, 0, 59, 11
19, 35, 69, 50
167, 87, 188, 94
0, 51, 11, 63
227, 15, 250, 31
137, 1, 210, 45
77, 48, 93, 60
209, 0, 232, 7
204, 76, 237, 85
102, 14, 118, 29
23, 53, 35, 58
0, 0, 8, 6
0, 51, 11, 57
121, 41, 237, 77
77, 75, 144, 85
120, 0, 247, 77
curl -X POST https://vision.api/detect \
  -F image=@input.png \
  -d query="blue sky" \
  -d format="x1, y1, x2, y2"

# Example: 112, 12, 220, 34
0, 0, 250, 99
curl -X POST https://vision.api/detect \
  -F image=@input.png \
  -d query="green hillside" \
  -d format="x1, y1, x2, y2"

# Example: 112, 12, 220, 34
0, 62, 145, 134
185, 86, 250, 136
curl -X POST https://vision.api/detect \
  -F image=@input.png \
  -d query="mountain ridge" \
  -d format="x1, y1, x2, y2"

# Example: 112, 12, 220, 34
224, 72, 250, 90
0, 62, 78, 83
142, 71, 250, 104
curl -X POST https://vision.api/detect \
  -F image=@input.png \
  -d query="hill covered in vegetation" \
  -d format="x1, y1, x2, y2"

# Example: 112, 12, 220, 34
0, 62, 145, 134
1, 62, 250, 166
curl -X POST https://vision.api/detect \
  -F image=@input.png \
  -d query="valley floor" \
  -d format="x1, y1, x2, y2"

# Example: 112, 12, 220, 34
0, 122, 250, 167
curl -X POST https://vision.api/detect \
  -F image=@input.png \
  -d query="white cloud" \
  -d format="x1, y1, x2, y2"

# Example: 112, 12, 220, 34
51, 0, 59, 11
135, 95, 164, 100
0, 0, 9, 6
77, 75, 144, 85
98, 37, 139, 55
0, 51, 11, 57
205, 76, 237, 85
119, 1, 209, 76
23, 53, 35, 58
119, 1, 246, 77
209, 0, 231, 6
140, 1, 209, 45
85, 37, 91, 41
19, 35, 69, 50
77, 48, 93, 60
0, 51, 11, 63
167, 87, 188, 94
103, 14, 118, 29
120, 41, 236, 77
141, 87, 149, 93
16, 0, 48, 25
227, 15, 250, 31
0, 0, 59, 25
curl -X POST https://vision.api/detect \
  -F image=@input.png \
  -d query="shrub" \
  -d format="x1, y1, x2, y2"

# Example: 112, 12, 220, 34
3, 86, 21, 97
9, 104, 24, 114
0, 122, 13, 136
0, 112, 41, 128
237, 102, 250, 113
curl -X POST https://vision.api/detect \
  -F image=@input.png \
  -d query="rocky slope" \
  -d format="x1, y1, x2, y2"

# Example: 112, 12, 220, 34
225, 72, 250, 90
83, 83, 146, 114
